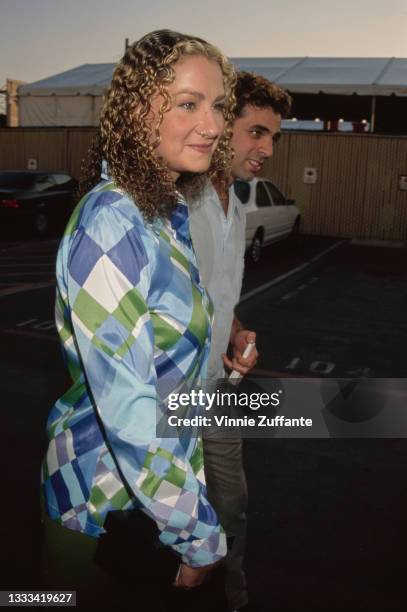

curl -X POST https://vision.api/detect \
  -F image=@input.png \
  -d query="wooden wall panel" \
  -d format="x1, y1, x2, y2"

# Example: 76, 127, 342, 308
0, 128, 96, 178
0, 128, 406, 241
262, 132, 407, 241
0, 130, 26, 168
0, 128, 67, 171
66, 129, 97, 180
23, 129, 67, 170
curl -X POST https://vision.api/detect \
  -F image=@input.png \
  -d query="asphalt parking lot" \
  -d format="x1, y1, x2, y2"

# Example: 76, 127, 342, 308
1, 235, 406, 611
240, 239, 407, 378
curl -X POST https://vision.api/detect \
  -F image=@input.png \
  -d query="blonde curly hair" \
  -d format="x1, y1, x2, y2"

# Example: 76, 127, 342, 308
79, 30, 236, 220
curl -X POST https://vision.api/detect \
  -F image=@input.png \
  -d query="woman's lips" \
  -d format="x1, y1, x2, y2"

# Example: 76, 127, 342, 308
187, 144, 214, 153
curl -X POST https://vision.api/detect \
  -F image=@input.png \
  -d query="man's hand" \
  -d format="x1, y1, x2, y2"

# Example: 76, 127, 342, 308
173, 561, 219, 588
222, 330, 258, 376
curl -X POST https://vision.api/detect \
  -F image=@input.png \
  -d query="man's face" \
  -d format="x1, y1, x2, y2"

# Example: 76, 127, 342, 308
230, 105, 281, 180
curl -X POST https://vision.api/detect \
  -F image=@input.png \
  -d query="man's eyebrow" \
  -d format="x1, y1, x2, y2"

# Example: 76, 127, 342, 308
249, 124, 271, 134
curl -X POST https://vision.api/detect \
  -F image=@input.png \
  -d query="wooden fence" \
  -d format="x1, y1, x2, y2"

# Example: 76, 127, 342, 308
1, 128, 406, 241
0, 128, 95, 183
262, 131, 407, 241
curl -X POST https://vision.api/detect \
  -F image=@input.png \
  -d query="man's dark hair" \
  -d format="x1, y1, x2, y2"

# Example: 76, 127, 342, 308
235, 71, 292, 119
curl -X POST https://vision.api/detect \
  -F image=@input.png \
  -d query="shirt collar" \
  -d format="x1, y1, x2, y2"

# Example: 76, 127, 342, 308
170, 199, 192, 247
101, 161, 191, 244
229, 184, 245, 221
101, 159, 109, 181
202, 180, 245, 222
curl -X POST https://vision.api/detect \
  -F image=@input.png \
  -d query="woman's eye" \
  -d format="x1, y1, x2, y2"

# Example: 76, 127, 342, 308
250, 130, 262, 138
181, 102, 196, 111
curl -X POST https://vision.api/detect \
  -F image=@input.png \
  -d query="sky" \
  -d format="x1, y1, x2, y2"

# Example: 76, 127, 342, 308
1, 0, 407, 96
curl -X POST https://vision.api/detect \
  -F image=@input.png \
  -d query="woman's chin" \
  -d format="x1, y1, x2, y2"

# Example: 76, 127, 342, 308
178, 162, 213, 176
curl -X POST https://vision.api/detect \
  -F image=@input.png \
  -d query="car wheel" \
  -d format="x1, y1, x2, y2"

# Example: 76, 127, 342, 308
249, 232, 262, 264
33, 211, 49, 237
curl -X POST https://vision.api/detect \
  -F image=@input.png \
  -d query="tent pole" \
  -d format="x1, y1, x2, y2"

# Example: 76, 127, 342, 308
370, 96, 376, 133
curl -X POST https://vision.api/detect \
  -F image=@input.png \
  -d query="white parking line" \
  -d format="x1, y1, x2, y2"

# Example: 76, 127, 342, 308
1, 255, 55, 260
0, 281, 55, 297
239, 240, 346, 303
0, 272, 55, 277
16, 318, 38, 327
0, 239, 58, 254
281, 291, 298, 301
0, 264, 55, 270
280, 279, 318, 301
0, 328, 59, 342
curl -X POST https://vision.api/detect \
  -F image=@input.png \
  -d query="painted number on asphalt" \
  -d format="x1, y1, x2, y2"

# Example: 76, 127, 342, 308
16, 318, 55, 331
285, 356, 371, 377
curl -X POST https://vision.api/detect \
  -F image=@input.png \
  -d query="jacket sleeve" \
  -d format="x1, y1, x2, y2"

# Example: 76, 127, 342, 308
66, 202, 226, 567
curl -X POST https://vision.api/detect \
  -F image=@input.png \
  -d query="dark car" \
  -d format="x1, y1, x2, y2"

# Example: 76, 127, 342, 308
0, 171, 77, 238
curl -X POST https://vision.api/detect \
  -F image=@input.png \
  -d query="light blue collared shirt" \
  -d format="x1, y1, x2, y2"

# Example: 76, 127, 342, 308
189, 181, 246, 380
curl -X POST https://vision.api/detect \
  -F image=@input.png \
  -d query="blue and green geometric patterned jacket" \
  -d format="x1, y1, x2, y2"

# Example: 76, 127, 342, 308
42, 173, 226, 567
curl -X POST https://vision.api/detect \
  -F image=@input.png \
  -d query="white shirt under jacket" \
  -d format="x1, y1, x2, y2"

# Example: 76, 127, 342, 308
189, 181, 246, 381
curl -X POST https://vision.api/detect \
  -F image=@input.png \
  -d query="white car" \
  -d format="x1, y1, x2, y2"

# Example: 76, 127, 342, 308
233, 178, 301, 263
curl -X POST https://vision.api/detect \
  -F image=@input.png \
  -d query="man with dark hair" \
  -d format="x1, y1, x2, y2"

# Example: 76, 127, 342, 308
189, 72, 292, 612
234, 71, 292, 119
230, 72, 292, 181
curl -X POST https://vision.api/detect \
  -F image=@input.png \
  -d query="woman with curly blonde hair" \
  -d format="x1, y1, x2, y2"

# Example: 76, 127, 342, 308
41, 30, 236, 604
80, 30, 235, 219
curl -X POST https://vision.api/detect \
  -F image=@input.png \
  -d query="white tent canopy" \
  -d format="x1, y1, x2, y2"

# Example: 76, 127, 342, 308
19, 64, 115, 126
18, 57, 407, 126
232, 57, 407, 96
19, 64, 115, 97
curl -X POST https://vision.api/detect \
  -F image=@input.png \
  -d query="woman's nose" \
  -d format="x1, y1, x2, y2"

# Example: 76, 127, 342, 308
196, 109, 223, 138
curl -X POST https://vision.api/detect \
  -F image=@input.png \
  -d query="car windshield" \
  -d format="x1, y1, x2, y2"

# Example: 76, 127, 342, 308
266, 182, 286, 206
233, 181, 250, 204
256, 182, 272, 207
0, 173, 37, 190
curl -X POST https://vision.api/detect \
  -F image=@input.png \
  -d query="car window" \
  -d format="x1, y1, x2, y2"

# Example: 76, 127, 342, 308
0, 173, 35, 190
33, 175, 56, 192
256, 182, 272, 207
265, 181, 286, 206
233, 180, 250, 204
53, 174, 74, 187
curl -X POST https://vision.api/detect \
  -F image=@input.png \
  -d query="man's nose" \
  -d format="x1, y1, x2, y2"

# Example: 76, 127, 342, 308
258, 136, 274, 158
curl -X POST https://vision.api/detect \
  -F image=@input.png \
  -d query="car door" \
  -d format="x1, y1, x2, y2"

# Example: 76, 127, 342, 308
256, 180, 279, 243
31, 173, 59, 220
52, 174, 77, 217
264, 181, 291, 238
37, 173, 76, 229
233, 180, 255, 249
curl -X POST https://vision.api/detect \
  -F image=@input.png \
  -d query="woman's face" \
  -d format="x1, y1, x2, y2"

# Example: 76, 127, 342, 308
151, 55, 226, 180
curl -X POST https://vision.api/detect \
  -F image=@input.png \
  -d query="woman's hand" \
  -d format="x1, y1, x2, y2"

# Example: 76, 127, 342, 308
173, 561, 219, 588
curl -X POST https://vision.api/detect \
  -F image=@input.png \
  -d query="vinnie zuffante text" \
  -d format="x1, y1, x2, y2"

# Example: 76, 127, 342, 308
165, 389, 313, 429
